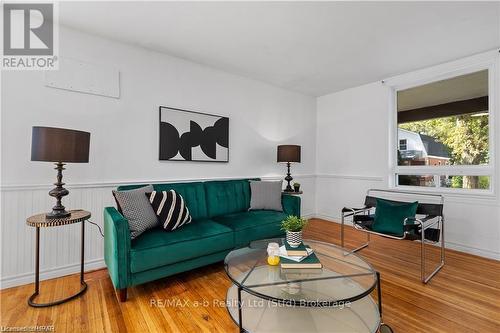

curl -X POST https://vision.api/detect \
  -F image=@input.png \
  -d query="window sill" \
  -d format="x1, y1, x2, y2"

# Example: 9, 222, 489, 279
391, 185, 496, 199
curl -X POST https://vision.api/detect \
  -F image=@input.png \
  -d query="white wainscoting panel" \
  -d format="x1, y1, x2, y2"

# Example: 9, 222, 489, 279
0, 175, 316, 289
0, 186, 114, 289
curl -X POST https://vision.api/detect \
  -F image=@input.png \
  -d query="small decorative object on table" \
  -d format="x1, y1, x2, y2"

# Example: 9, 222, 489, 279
266, 242, 280, 265
284, 242, 310, 256
281, 215, 308, 248
280, 251, 322, 269
293, 182, 301, 192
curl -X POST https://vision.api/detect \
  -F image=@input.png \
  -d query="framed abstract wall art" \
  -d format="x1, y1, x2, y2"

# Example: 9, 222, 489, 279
159, 106, 229, 162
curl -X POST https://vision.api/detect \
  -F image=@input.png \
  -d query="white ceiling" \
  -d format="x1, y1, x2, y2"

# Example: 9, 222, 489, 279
59, 1, 500, 97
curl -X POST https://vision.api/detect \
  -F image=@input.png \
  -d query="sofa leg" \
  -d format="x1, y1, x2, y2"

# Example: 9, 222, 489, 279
117, 288, 127, 302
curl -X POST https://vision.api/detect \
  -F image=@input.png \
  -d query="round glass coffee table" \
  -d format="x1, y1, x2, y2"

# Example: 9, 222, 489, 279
224, 238, 387, 333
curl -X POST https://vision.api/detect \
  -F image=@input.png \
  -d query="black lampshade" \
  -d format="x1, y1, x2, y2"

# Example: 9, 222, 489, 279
31, 126, 90, 163
277, 145, 301, 163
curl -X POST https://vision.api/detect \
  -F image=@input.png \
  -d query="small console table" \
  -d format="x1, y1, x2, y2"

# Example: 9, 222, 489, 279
26, 209, 91, 307
282, 190, 303, 195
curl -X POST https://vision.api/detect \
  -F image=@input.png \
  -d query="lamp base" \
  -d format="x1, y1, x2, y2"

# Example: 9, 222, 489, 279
46, 210, 71, 219
46, 162, 71, 220
284, 162, 294, 192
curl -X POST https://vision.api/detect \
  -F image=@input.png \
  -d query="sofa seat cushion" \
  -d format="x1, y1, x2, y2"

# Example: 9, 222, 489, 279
130, 219, 234, 273
213, 210, 287, 247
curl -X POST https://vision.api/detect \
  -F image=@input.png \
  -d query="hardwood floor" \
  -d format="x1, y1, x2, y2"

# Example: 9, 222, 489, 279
1, 218, 499, 332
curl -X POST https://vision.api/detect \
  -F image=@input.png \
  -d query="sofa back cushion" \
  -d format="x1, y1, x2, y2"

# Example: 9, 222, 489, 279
117, 182, 208, 220
204, 179, 258, 217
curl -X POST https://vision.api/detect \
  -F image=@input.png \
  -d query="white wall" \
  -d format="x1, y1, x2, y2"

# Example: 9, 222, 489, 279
0, 27, 317, 288
2, 25, 498, 290
316, 81, 389, 222
316, 55, 500, 260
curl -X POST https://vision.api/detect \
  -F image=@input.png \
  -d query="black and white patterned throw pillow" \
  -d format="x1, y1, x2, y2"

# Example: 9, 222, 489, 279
112, 185, 159, 240
146, 190, 192, 231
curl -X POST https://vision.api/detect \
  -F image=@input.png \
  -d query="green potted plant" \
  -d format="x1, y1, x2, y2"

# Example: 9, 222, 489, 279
293, 182, 301, 192
281, 215, 308, 248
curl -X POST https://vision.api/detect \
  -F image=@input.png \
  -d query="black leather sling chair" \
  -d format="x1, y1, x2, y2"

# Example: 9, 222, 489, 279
341, 189, 445, 283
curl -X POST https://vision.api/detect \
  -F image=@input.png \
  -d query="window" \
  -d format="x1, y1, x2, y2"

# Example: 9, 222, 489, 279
397, 174, 491, 190
399, 139, 407, 151
393, 66, 494, 192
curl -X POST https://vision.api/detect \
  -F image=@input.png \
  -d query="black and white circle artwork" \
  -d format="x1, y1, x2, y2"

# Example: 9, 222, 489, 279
159, 106, 229, 162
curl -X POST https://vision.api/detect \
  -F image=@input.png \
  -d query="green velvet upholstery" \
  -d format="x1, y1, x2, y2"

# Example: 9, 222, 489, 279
282, 194, 301, 216
130, 250, 230, 287
204, 179, 257, 217
373, 198, 418, 236
130, 219, 233, 273
104, 207, 131, 289
104, 179, 301, 297
117, 182, 208, 220
213, 210, 287, 248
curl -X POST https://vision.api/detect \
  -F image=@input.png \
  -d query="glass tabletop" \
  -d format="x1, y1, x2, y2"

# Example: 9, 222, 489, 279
224, 238, 378, 306
226, 284, 380, 333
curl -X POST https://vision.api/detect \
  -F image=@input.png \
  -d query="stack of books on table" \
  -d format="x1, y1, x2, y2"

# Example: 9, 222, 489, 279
279, 243, 323, 271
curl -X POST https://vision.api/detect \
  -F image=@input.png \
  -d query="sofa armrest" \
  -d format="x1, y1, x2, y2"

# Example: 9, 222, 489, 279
282, 194, 301, 217
104, 207, 131, 289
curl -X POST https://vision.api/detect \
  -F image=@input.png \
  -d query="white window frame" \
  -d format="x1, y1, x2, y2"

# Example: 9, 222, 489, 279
385, 50, 499, 196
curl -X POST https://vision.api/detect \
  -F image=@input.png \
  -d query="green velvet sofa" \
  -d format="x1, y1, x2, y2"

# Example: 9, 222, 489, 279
104, 179, 300, 301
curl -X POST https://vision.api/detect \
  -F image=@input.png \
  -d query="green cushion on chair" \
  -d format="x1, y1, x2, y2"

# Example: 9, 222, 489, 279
373, 198, 418, 236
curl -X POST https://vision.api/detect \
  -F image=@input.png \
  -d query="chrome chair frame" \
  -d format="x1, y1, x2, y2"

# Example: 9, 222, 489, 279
341, 189, 445, 284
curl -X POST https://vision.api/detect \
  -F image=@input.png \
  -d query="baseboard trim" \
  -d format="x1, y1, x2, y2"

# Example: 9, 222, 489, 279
314, 213, 500, 261
443, 242, 500, 260
0, 258, 106, 290
314, 213, 352, 225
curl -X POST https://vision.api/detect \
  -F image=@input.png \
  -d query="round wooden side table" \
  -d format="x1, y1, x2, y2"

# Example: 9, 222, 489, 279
26, 209, 91, 307
282, 190, 303, 195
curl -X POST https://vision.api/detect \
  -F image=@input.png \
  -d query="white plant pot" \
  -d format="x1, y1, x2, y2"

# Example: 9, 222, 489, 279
286, 230, 302, 248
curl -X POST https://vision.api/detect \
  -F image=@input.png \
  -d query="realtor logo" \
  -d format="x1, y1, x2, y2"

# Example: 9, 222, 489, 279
2, 2, 58, 70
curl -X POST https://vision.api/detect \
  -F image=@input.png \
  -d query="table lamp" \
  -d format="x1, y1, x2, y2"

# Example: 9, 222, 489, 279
31, 126, 90, 219
277, 145, 301, 192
